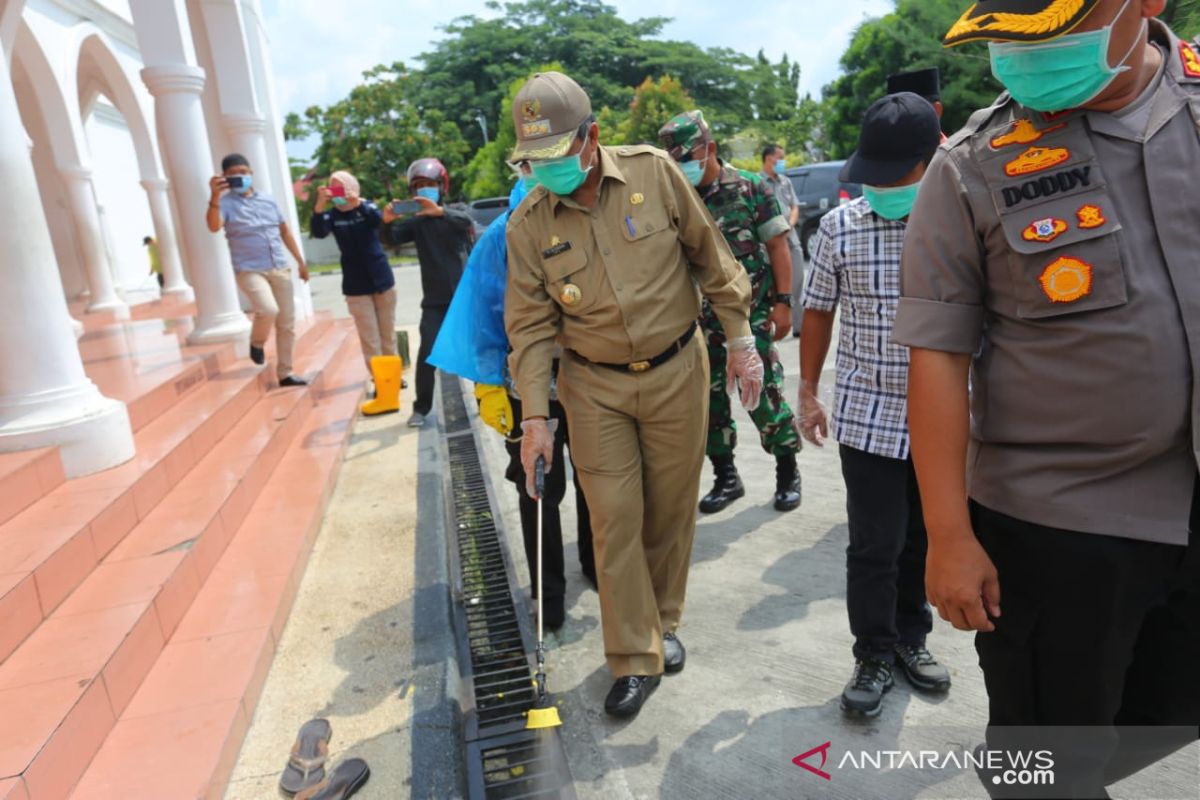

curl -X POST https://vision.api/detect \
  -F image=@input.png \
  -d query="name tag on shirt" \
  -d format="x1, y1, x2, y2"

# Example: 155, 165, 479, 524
542, 241, 572, 258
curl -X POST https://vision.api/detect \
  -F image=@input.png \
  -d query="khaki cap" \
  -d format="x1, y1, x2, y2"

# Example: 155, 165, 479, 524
510, 71, 593, 161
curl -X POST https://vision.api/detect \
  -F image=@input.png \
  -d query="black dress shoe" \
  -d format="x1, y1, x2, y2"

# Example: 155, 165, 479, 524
249, 345, 265, 365
604, 675, 661, 718
699, 455, 744, 514
894, 644, 951, 692
841, 658, 893, 718
279, 375, 308, 387
774, 453, 802, 512
663, 632, 686, 674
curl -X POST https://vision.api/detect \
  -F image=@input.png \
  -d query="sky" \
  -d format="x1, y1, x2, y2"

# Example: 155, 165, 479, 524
260, 0, 894, 162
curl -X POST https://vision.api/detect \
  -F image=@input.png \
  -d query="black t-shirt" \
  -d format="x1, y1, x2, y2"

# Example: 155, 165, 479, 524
384, 206, 473, 308
310, 202, 394, 296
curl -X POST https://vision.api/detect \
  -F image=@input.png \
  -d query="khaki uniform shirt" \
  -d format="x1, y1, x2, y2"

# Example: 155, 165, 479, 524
505, 145, 752, 418
761, 169, 801, 247
893, 21, 1200, 545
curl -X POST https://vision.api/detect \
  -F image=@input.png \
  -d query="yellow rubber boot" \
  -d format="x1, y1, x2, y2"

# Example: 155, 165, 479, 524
361, 355, 402, 416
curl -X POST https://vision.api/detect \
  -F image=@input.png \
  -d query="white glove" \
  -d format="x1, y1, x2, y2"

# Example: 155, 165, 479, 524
725, 335, 764, 410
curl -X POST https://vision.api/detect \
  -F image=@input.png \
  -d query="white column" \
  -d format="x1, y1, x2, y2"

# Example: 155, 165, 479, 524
140, 64, 249, 345
27, 126, 85, 336
222, 112, 273, 196
0, 49, 134, 477
60, 165, 129, 317
140, 178, 193, 300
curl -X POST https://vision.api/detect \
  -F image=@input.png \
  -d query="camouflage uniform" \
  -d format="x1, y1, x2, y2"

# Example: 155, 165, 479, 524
659, 112, 801, 458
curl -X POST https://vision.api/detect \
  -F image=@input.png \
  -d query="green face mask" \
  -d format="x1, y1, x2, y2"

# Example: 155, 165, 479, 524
988, 0, 1145, 113
530, 148, 593, 196
863, 182, 921, 221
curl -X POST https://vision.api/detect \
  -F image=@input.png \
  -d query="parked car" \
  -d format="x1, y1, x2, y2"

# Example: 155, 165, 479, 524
466, 197, 510, 240
784, 161, 862, 260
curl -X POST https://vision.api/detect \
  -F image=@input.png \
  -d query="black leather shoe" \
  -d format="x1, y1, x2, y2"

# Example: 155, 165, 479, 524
894, 644, 951, 692
604, 675, 661, 718
541, 596, 565, 631
249, 345, 265, 365
279, 375, 308, 387
774, 453, 802, 512
663, 633, 686, 674
841, 659, 893, 718
699, 455, 744, 514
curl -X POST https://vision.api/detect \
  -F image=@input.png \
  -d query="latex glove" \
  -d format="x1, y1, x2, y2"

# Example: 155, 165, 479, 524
520, 418, 554, 498
473, 384, 513, 435
725, 335, 764, 410
799, 379, 829, 447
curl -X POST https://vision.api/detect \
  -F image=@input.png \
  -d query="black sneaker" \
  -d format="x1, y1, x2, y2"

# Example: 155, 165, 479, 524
279, 375, 308, 387
894, 644, 951, 693
249, 345, 265, 365
841, 659, 893, 718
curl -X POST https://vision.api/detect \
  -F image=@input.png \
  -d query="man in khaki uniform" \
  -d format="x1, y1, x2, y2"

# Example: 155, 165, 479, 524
504, 71, 763, 719
894, 1, 1199, 794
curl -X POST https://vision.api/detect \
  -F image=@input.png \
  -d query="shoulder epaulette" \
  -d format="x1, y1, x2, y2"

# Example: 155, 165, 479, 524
506, 186, 547, 229
945, 92, 1013, 150
614, 144, 666, 158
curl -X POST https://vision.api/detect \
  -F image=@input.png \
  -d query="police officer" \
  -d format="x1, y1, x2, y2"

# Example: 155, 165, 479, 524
894, 1, 1200, 794
504, 72, 763, 719
657, 111, 803, 513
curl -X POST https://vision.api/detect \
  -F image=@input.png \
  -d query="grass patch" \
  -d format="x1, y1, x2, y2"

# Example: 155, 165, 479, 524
308, 256, 416, 276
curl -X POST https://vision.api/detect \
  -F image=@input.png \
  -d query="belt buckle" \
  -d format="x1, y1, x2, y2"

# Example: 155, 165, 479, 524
629, 360, 651, 373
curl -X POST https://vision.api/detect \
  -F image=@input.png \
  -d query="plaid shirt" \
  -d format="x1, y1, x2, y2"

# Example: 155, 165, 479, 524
802, 197, 911, 460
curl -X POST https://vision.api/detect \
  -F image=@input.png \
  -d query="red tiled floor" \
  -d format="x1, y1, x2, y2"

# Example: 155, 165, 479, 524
0, 574, 41, 662
0, 604, 146, 690
86, 489, 138, 560
19, 678, 114, 800
121, 627, 271, 720
0, 777, 28, 800
68, 699, 246, 800
99, 607, 165, 718
0, 676, 92, 779
151, 555, 200, 641
171, 570, 290, 643
54, 554, 182, 617
0, 454, 44, 528
32, 526, 99, 616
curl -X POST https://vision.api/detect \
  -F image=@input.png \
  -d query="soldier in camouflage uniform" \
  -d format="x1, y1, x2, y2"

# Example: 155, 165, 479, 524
659, 110, 802, 513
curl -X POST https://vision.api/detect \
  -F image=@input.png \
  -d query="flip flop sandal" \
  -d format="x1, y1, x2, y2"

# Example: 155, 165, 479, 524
280, 718, 332, 795
294, 758, 371, 800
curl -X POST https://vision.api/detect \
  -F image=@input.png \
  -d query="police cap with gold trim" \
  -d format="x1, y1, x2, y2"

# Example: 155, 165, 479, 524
943, 0, 1101, 47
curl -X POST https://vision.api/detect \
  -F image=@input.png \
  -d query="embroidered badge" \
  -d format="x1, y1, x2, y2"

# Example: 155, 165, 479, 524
1181, 41, 1200, 78
1076, 204, 1106, 229
1022, 217, 1068, 243
550, 235, 561, 246
1005, 146, 1071, 177
990, 119, 1066, 149
560, 283, 583, 306
521, 99, 542, 121
631, 193, 645, 205
1039, 256, 1093, 303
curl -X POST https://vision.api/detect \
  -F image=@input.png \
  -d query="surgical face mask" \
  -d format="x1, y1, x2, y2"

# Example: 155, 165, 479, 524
331, 196, 348, 208
229, 174, 252, 194
988, 0, 1146, 112
416, 186, 441, 204
680, 158, 707, 186
775, 157, 787, 172
863, 181, 921, 221
529, 147, 594, 196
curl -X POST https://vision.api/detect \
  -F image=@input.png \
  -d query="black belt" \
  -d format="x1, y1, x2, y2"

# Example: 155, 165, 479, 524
576, 322, 697, 373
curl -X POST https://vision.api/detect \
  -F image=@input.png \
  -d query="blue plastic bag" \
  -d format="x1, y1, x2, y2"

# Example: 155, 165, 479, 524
429, 182, 528, 385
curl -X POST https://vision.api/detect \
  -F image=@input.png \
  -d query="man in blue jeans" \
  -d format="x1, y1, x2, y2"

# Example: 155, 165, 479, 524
799, 93, 950, 718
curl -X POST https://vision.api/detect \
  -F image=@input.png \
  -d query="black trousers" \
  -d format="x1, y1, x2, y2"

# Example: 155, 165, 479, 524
413, 306, 447, 415
973, 485, 1200, 798
504, 395, 594, 603
840, 444, 933, 662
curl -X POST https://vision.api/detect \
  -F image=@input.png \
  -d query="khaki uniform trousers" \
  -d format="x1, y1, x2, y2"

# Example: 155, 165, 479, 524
345, 288, 398, 370
558, 331, 709, 678
236, 267, 295, 381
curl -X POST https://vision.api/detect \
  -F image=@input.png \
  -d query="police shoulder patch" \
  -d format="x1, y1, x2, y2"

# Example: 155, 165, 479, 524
1181, 41, 1200, 78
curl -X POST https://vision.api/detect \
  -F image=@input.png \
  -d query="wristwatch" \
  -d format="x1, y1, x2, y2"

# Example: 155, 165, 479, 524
774, 293, 793, 308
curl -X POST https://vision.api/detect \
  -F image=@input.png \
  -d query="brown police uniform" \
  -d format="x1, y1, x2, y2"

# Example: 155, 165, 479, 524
505, 144, 751, 677
894, 17, 1200, 768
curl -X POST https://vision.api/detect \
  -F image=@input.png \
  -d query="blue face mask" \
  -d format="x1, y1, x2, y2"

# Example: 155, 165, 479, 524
530, 149, 594, 197
230, 175, 253, 194
680, 158, 707, 186
331, 196, 348, 208
775, 157, 787, 172
416, 186, 441, 204
988, 0, 1145, 112
863, 182, 921, 221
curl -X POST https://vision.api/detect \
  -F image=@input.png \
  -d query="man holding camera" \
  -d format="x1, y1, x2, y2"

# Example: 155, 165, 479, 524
207, 152, 309, 388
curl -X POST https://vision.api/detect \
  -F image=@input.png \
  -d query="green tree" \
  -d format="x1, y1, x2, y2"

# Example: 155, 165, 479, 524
822, 0, 999, 158
612, 75, 695, 146
1164, 0, 1200, 37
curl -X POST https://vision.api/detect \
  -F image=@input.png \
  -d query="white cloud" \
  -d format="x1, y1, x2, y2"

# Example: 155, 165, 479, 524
261, 0, 894, 160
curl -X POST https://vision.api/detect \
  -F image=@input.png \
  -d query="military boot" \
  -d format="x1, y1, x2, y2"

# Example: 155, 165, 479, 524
699, 454, 744, 514
774, 452, 802, 511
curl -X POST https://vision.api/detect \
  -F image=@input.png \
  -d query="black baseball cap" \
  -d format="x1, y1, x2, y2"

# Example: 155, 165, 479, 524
839, 93, 941, 186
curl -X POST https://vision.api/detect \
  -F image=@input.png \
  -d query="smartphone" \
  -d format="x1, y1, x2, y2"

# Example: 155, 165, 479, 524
392, 200, 421, 215
226, 175, 247, 190
329, 184, 346, 198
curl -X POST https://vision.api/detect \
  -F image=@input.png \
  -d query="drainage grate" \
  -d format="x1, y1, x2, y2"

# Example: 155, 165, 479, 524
439, 378, 575, 799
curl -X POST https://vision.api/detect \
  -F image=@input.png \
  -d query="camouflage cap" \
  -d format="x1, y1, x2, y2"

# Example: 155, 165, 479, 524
657, 110, 712, 162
